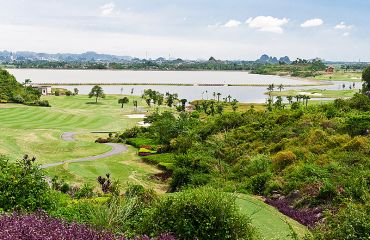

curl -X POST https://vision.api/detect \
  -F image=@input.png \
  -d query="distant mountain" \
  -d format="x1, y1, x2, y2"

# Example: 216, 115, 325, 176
0, 51, 133, 63
257, 54, 291, 64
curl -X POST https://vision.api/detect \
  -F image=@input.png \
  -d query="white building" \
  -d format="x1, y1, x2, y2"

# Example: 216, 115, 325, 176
32, 85, 52, 95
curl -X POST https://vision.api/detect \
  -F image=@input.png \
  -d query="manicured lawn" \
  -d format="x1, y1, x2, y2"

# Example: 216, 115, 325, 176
237, 194, 310, 240
0, 95, 164, 189
314, 71, 362, 82
45, 145, 168, 193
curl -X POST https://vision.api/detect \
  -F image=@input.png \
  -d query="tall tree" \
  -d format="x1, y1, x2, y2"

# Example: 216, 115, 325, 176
287, 96, 293, 104
278, 84, 284, 92
362, 66, 370, 93
118, 97, 129, 108
88, 85, 105, 103
217, 92, 222, 102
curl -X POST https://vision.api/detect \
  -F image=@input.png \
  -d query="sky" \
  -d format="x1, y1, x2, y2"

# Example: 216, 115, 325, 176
0, 0, 369, 61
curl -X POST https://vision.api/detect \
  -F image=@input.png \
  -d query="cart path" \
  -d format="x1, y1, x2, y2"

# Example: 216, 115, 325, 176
40, 132, 128, 169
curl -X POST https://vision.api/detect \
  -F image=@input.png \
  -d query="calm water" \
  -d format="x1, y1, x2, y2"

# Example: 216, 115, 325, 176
8, 69, 357, 103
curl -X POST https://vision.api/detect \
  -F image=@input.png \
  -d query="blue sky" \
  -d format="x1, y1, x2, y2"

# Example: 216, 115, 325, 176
0, 0, 369, 61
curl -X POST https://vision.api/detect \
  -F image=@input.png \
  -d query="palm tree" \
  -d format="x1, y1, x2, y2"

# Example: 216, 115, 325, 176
217, 93, 222, 102
295, 95, 300, 102
267, 84, 275, 92
213, 92, 216, 100
227, 95, 232, 103
209, 101, 215, 115
287, 96, 293, 104
278, 84, 284, 92
267, 84, 275, 98
23, 79, 32, 86
303, 95, 311, 106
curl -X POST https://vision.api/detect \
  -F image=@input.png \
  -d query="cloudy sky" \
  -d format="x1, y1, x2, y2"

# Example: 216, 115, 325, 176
0, 0, 369, 61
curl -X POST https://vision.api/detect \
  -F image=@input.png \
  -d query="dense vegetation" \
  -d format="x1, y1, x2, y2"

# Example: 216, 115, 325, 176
118, 93, 370, 239
4, 58, 259, 71
0, 154, 257, 239
251, 59, 327, 77
0, 69, 42, 104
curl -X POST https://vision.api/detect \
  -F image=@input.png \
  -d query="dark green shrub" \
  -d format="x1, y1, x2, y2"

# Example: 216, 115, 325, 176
141, 187, 256, 239
0, 155, 53, 212
120, 127, 142, 139
348, 93, 370, 111
247, 172, 272, 195
12, 95, 25, 103
317, 180, 337, 200
30, 100, 51, 107
73, 184, 95, 199
314, 203, 370, 240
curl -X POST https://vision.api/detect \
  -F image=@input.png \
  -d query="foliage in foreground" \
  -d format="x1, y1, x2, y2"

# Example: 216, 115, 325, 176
0, 212, 176, 240
141, 187, 256, 240
0, 155, 53, 212
121, 93, 370, 239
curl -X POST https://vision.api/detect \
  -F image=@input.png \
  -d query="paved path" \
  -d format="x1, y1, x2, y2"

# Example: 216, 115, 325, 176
40, 132, 128, 169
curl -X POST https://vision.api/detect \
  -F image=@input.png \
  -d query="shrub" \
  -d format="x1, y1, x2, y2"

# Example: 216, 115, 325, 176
30, 100, 51, 107
247, 172, 272, 195
291, 102, 302, 110
120, 127, 143, 139
342, 136, 370, 153
141, 187, 256, 239
95, 138, 110, 143
65, 90, 73, 96
0, 155, 53, 212
273, 150, 297, 170
317, 180, 337, 200
348, 93, 370, 111
314, 203, 370, 240
138, 148, 157, 156
0, 212, 126, 240
73, 184, 95, 199
12, 94, 25, 103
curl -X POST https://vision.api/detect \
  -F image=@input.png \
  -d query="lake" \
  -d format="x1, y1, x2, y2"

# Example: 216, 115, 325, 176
8, 69, 356, 103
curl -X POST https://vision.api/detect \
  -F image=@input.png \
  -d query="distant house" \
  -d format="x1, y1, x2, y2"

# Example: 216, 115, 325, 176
32, 85, 52, 95
325, 66, 334, 74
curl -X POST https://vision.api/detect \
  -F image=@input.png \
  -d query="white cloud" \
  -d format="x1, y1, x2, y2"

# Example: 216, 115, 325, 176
100, 2, 115, 16
246, 16, 289, 33
343, 32, 350, 37
223, 19, 241, 28
300, 18, 324, 28
334, 22, 353, 30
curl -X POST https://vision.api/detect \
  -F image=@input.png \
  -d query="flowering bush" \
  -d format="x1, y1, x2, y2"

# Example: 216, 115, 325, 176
264, 198, 322, 228
0, 212, 176, 240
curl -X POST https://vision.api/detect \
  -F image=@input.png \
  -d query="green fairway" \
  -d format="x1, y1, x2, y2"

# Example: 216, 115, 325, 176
237, 195, 310, 240
0, 95, 165, 189
314, 71, 362, 82
0, 94, 311, 238
45, 145, 168, 192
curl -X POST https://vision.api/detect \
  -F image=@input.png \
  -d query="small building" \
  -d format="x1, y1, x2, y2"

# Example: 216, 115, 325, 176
32, 85, 52, 95
325, 66, 334, 74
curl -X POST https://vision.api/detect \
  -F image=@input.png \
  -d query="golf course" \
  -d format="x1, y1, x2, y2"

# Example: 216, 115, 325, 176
0, 93, 310, 239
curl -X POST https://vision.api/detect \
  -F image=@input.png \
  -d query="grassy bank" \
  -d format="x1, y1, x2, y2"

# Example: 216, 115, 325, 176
314, 71, 362, 82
